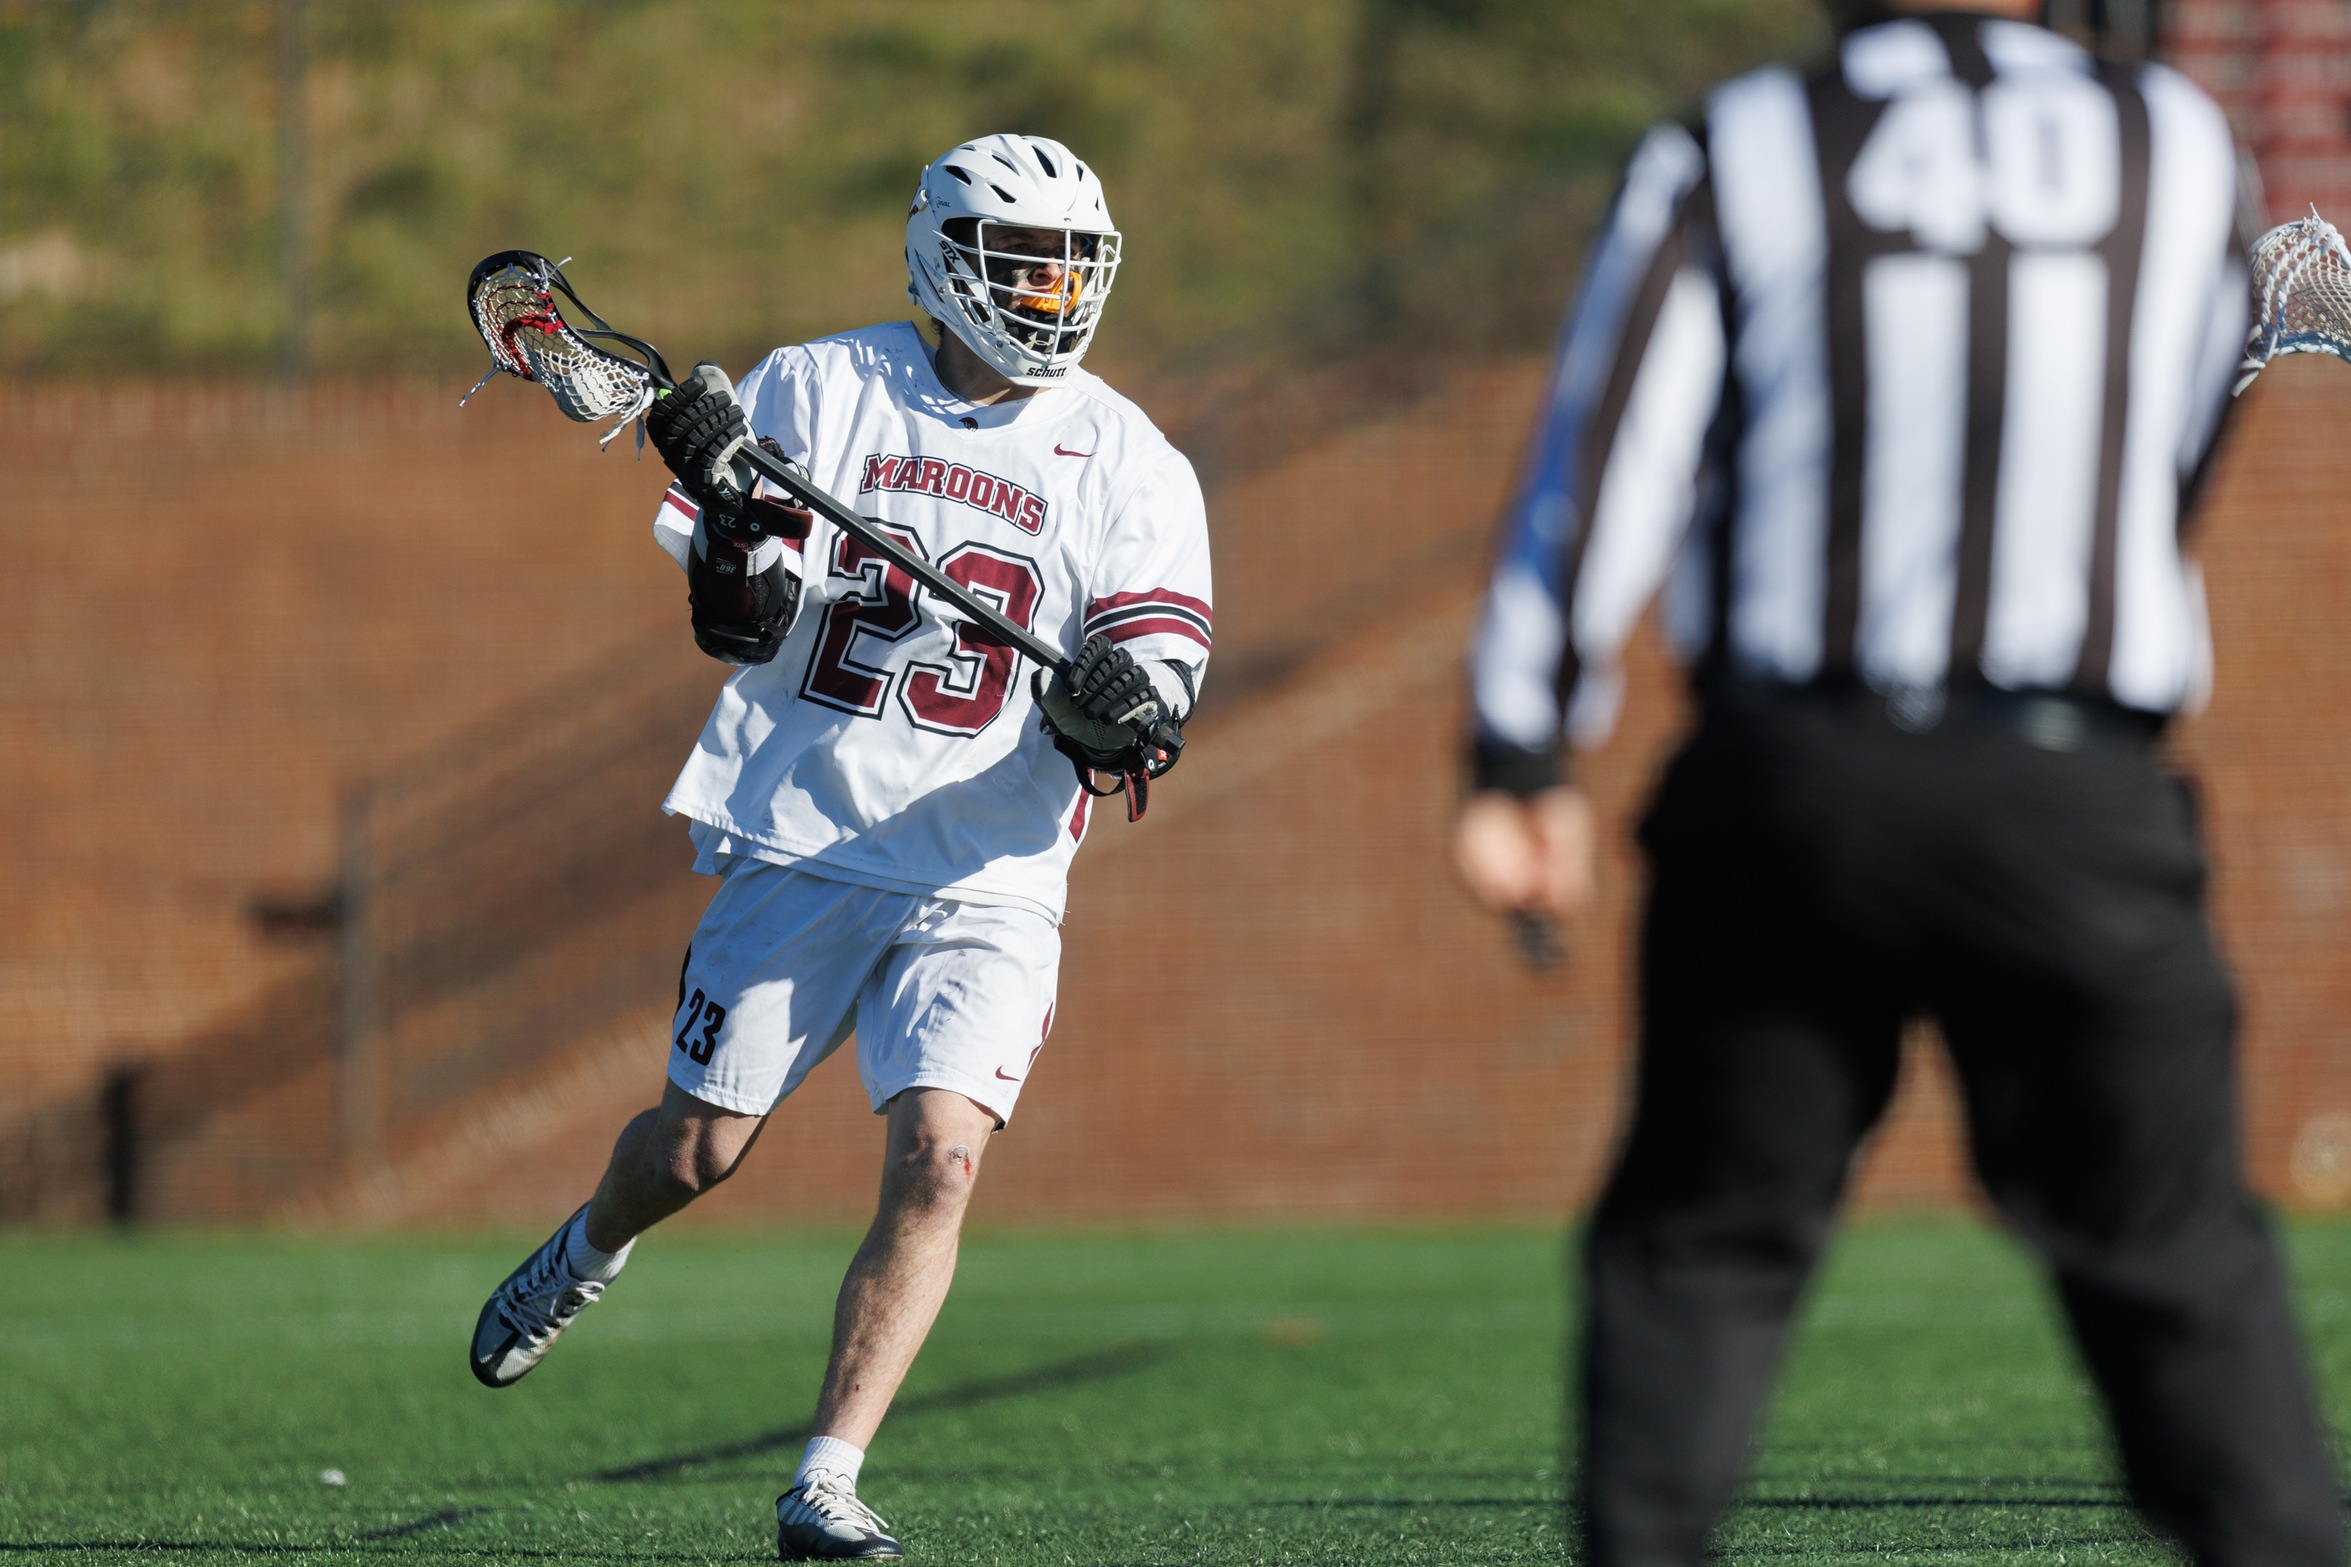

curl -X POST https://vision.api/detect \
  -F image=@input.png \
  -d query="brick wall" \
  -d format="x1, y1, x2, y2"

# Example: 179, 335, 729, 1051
2173, 0, 2351, 220
4, 357, 2350, 1226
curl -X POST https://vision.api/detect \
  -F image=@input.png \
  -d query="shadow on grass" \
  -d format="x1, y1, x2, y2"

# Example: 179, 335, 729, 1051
0, 1545, 709, 1561
1729, 1469, 2143, 1514
0, 1510, 503, 1558
353, 1508, 486, 1541
594, 1340, 1177, 1483
1741, 1493, 2124, 1510
1259, 1497, 1549, 1509
1730, 1540, 2157, 1558
1260, 1489, 2144, 1516
0, 1344, 1180, 1557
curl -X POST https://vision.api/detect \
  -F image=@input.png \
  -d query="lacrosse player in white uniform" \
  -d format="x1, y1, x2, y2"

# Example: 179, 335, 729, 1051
466, 134, 1211, 1562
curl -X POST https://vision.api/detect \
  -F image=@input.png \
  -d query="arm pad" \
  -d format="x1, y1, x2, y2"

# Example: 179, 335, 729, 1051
688, 533, 800, 665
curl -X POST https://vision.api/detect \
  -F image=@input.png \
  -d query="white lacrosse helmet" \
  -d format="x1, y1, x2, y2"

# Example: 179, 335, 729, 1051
905, 133, 1121, 386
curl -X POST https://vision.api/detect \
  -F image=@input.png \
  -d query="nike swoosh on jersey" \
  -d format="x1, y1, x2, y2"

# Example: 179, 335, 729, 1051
1054, 444, 1094, 458
994, 1067, 1022, 1082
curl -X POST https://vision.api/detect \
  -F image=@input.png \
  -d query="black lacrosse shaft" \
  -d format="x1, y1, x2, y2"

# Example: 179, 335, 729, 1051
724, 436, 1069, 671
477, 250, 1105, 710
731, 419, 1187, 770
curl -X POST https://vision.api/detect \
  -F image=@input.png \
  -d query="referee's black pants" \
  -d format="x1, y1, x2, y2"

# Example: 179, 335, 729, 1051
1580, 685, 2342, 1567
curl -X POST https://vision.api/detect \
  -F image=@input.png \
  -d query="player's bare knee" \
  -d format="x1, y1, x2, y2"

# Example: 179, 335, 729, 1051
641, 1147, 704, 1204
646, 1125, 735, 1201
885, 1139, 983, 1220
640, 1087, 762, 1204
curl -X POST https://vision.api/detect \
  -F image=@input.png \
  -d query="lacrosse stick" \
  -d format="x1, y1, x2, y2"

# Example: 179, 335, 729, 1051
461, 250, 1183, 807
2236, 207, 2351, 394
464, 250, 1064, 670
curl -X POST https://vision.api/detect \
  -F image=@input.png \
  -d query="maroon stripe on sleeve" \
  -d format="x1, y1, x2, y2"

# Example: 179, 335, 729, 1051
1097, 616, 1212, 650
1084, 588, 1213, 626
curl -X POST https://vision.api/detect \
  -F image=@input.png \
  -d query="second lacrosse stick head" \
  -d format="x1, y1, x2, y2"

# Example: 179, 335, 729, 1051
2238, 208, 2351, 393
463, 250, 669, 440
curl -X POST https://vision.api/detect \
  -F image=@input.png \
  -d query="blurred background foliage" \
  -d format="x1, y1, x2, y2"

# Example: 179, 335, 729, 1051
0, 0, 1820, 378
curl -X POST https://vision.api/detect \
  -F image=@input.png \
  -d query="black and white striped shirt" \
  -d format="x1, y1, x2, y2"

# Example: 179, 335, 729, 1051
1470, 12, 2252, 790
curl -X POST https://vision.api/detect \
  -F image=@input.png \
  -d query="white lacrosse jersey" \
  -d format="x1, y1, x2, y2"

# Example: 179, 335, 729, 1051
651, 321, 1213, 923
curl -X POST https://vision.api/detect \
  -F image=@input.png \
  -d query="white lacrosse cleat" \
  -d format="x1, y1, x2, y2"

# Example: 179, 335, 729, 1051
469, 1205, 608, 1389
775, 1475, 904, 1560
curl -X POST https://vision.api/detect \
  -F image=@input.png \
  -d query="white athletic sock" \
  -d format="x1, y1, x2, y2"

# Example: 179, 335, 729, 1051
794, 1436, 866, 1490
563, 1211, 634, 1284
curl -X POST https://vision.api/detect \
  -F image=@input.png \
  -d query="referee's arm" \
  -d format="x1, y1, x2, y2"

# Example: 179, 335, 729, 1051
1454, 123, 1728, 919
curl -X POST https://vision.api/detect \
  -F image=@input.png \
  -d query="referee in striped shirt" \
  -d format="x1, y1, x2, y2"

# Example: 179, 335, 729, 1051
1455, 3, 2342, 1564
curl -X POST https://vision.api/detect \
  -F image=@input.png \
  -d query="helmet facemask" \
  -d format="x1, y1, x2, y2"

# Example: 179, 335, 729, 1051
934, 217, 1121, 378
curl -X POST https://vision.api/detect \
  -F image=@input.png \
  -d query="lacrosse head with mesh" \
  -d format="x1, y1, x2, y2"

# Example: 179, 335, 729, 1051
2238, 208, 2351, 394
462, 250, 671, 444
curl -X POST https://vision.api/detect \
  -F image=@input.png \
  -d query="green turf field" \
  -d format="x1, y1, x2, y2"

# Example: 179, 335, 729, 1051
3, 1219, 2347, 1564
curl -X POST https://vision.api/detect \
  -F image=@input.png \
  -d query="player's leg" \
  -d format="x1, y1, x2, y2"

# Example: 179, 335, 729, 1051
777, 899, 1056, 1561
471, 861, 888, 1391
1579, 709, 1913, 1567
471, 1083, 762, 1388
1935, 749, 2340, 1567
583, 1079, 766, 1250
775, 1093, 998, 1562
1580, 855, 1906, 1567
811, 1088, 1001, 1446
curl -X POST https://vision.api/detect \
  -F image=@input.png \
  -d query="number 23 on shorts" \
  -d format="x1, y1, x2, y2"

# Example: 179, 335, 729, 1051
674, 988, 728, 1065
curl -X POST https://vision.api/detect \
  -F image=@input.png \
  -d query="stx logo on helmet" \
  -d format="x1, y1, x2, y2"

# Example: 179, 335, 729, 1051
859, 454, 1048, 535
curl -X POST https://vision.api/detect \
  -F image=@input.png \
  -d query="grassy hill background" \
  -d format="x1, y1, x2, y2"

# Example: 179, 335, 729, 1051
0, 0, 1821, 377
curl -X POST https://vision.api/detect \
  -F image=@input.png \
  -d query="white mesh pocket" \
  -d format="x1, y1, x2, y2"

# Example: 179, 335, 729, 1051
2239, 208, 2351, 393
463, 254, 656, 442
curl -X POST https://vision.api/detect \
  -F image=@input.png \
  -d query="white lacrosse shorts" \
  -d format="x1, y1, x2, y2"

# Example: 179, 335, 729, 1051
666, 858, 1060, 1125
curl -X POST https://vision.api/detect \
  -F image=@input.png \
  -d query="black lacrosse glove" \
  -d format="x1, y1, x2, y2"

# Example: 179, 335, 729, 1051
645, 363, 750, 511
648, 366, 812, 549
688, 533, 800, 665
1033, 635, 1187, 820
719, 437, 815, 548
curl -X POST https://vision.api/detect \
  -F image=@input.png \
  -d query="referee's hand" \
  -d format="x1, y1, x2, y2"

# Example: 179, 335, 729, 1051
1451, 787, 1594, 921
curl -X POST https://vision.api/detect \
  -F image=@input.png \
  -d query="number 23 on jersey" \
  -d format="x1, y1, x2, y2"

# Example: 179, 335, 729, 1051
798, 526, 1046, 737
